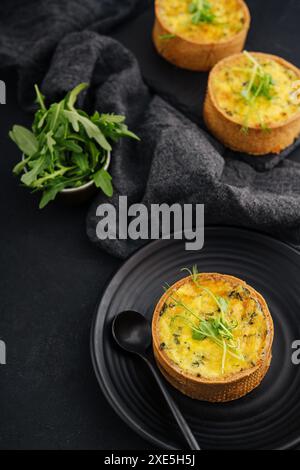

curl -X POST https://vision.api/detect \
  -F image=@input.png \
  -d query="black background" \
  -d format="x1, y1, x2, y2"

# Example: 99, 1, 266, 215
1, 1, 300, 449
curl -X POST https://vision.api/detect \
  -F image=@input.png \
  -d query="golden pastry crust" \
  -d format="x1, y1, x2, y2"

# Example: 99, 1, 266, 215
204, 52, 300, 155
152, 273, 273, 402
153, 0, 250, 71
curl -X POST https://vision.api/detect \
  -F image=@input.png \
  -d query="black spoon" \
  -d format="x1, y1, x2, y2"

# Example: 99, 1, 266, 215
112, 310, 201, 451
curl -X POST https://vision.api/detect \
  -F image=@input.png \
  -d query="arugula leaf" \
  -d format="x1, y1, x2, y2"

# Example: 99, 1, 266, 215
93, 168, 113, 197
46, 131, 56, 156
13, 155, 32, 175
98, 114, 126, 124
39, 182, 65, 209
9, 83, 139, 207
88, 141, 100, 170
63, 140, 82, 153
36, 110, 49, 130
9, 125, 39, 157
66, 82, 89, 109
34, 84, 47, 112
49, 101, 64, 131
63, 110, 112, 152
54, 123, 67, 140
116, 125, 140, 141
72, 153, 90, 173
21, 155, 49, 186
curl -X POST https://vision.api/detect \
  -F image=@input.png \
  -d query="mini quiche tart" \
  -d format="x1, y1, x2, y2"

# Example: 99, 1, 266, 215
152, 272, 273, 402
204, 52, 300, 155
153, 0, 250, 71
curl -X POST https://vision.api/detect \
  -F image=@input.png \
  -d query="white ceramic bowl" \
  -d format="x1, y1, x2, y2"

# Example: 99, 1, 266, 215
22, 150, 111, 205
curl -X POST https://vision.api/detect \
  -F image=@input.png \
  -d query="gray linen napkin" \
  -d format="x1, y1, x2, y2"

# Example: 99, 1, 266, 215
37, 31, 300, 258
1, 0, 300, 258
0, 0, 151, 108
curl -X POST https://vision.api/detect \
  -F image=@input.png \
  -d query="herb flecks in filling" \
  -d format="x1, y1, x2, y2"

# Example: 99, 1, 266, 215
158, 267, 268, 379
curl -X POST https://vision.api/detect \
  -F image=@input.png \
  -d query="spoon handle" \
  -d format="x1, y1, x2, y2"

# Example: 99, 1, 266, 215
145, 357, 201, 451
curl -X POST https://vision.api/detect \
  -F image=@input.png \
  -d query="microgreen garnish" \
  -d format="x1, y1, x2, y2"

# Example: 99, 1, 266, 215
159, 33, 176, 40
241, 52, 274, 102
240, 51, 275, 131
188, 0, 215, 25
167, 293, 242, 373
164, 266, 243, 374
9, 83, 139, 208
181, 265, 228, 320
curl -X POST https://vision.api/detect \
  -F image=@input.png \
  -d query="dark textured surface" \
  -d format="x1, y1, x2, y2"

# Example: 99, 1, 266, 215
0, 68, 150, 450
0, 2, 153, 451
0, 0, 151, 108
92, 228, 300, 450
1, 1, 300, 260
1, 0, 300, 450
89, 0, 300, 257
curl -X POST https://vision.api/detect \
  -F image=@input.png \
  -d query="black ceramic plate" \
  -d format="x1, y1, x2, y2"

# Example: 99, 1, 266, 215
91, 227, 300, 450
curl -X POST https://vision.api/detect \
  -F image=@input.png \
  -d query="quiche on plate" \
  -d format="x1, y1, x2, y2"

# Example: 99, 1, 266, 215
152, 270, 273, 402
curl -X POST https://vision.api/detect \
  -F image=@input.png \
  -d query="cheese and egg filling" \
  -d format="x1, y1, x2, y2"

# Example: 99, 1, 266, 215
157, 0, 246, 43
158, 276, 270, 380
211, 54, 300, 129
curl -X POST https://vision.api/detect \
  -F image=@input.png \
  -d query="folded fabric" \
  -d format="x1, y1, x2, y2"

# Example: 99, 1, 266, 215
0, 0, 151, 108
1, 0, 300, 259
36, 31, 300, 258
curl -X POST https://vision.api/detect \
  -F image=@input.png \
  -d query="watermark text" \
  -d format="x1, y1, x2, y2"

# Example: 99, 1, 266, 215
0, 80, 6, 104
0, 340, 6, 365
95, 197, 204, 251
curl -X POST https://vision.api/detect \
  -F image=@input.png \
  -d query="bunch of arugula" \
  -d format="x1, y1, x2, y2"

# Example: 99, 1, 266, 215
188, 0, 215, 25
9, 83, 139, 208
165, 265, 243, 374
241, 51, 275, 132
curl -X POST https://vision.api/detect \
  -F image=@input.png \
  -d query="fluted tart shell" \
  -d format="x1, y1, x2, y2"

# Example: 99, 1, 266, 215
204, 52, 300, 155
153, 0, 250, 71
152, 273, 273, 402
